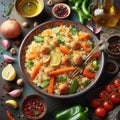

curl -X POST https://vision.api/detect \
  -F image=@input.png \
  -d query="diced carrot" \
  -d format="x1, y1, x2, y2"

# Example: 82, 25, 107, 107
49, 67, 75, 76
81, 41, 89, 52
48, 77, 55, 94
82, 69, 95, 79
60, 26, 66, 33
6, 110, 15, 120
26, 47, 39, 60
58, 46, 71, 54
31, 62, 42, 79
78, 33, 91, 41
91, 52, 101, 59
40, 29, 52, 37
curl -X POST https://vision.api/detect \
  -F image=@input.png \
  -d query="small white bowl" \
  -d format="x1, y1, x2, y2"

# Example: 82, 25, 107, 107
52, 3, 71, 19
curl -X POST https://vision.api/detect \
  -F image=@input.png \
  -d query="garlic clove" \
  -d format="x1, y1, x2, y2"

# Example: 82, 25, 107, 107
8, 89, 23, 98
94, 26, 102, 34
3, 54, 15, 63
1, 39, 11, 50
86, 24, 94, 32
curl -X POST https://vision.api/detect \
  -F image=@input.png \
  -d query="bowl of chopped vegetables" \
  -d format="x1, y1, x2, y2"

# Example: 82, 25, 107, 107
22, 94, 47, 120
19, 20, 105, 99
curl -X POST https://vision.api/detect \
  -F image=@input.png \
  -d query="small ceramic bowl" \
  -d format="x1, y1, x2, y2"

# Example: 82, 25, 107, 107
54, 0, 67, 2
52, 3, 71, 19
22, 94, 47, 120
106, 34, 120, 56
105, 59, 119, 75
15, 0, 44, 18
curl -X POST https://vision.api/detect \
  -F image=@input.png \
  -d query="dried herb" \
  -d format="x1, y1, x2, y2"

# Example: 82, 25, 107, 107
6, 3, 14, 16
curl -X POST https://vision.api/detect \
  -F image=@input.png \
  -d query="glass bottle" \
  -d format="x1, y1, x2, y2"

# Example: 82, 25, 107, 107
92, 0, 120, 28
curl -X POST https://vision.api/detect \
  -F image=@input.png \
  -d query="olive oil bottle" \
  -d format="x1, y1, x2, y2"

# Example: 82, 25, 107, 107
92, 0, 120, 28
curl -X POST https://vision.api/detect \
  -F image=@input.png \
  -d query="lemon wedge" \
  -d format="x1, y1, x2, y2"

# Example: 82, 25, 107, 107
2, 64, 16, 81
50, 51, 61, 66
5, 99, 18, 109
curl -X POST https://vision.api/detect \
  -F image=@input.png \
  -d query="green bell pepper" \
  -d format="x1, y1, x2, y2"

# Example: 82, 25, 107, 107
55, 105, 83, 120
55, 105, 89, 120
68, 107, 89, 120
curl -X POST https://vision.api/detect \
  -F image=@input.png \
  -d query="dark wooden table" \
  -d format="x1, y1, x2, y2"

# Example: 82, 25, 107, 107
0, 0, 120, 120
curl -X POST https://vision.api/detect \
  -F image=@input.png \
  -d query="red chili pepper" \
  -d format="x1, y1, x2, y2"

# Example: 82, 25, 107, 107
6, 110, 15, 120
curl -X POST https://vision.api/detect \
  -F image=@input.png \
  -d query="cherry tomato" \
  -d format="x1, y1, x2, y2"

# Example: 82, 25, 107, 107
95, 107, 107, 118
105, 84, 115, 93
91, 99, 101, 108
118, 88, 120, 95
113, 77, 120, 87
99, 90, 108, 99
110, 93, 120, 103
103, 100, 114, 111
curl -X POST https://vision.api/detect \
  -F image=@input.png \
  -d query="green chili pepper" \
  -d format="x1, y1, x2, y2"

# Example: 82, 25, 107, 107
81, 0, 91, 17
68, 107, 89, 120
55, 105, 84, 120
39, 80, 49, 88
93, 58, 99, 70
34, 35, 44, 43
70, 80, 78, 94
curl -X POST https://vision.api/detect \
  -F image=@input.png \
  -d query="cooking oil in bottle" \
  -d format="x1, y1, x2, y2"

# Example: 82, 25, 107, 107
92, 0, 120, 28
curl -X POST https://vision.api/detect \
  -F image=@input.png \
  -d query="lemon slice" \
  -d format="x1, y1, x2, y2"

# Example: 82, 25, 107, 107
5, 99, 18, 109
2, 64, 16, 81
50, 51, 61, 66
42, 55, 51, 63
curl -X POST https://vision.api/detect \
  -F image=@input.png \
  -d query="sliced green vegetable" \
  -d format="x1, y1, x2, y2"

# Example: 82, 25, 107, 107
52, 28, 60, 33
39, 80, 49, 88
93, 58, 99, 70
56, 77, 67, 82
57, 34, 64, 42
34, 35, 44, 43
55, 105, 84, 120
70, 80, 78, 94
70, 28, 78, 35
26, 61, 34, 68
57, 39, 63, 44
81, 78, 90, 87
